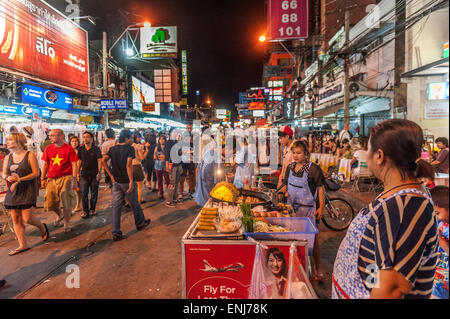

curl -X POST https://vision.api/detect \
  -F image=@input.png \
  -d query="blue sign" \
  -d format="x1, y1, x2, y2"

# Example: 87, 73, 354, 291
0, 104, 52, 118
21, 84, 72, 110
238, 109, 249, 116
239, 92, 253, 106
100, 99, 128, 110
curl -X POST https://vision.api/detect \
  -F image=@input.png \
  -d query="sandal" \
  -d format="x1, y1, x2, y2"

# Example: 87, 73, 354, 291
42, 223, 50, 241
64, 227, 72, 233
53, 216, 64, 227
312, 273, 325, 283
9, 247, 30, 256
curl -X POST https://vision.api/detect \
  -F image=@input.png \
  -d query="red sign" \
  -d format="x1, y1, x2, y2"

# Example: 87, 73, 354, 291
268, 0, 309, 40
0, 0, 89, 94
248, 102, 265, 110
184, 242, 306, 299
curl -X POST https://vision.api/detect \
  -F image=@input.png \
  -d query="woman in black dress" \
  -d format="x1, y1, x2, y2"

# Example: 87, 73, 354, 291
3, 133, 49, 256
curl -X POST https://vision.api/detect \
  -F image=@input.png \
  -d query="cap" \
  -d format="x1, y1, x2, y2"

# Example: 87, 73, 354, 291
278, 126, 293, 138
23, 126, 34, 136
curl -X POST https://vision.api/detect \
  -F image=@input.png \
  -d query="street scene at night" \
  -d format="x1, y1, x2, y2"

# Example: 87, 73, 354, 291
0, 0, 449, 305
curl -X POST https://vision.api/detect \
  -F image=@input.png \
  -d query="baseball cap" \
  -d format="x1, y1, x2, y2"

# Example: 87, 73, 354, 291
278, 126, 293, 138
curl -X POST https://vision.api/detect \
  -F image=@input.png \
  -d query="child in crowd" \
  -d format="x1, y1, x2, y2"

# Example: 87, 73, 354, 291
430, 186, 449, 299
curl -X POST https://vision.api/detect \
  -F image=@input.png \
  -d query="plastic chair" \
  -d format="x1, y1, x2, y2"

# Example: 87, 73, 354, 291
351, 162, 378, 193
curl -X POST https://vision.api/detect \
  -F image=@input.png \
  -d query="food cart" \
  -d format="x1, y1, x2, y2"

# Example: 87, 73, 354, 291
181, 182, 318, 299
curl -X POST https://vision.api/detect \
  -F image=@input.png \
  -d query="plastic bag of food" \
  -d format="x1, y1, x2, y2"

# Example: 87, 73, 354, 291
285, 243, 314, 299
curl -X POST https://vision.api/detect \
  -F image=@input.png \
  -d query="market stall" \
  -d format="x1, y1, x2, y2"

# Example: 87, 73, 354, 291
310, 153, 339, 174
338, 159, 353, 182
181, 182, 318, 299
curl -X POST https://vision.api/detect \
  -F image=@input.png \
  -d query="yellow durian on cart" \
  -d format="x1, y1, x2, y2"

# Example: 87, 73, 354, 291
209, 182, 239, 202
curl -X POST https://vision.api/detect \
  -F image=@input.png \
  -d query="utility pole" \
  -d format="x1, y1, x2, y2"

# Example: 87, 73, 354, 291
343, 10, 350, 128
102, 31, 109, 129
394, 0, 407, 119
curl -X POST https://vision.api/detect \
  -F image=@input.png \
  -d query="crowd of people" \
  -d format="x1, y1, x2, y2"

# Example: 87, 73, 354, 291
0, 119, 448, 299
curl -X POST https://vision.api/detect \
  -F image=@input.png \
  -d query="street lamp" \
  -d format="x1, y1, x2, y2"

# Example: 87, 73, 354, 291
307, 83, 320, 131
108, 21, 151, 58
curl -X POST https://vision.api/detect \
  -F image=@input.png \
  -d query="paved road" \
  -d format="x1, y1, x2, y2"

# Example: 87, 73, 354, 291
0, 184, 370, 299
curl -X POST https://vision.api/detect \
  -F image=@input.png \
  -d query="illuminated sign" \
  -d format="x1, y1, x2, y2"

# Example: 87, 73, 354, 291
0, 0, 89, 93
253, 110, 265, 118
246, 88, 266, 100
131, 76, 160, 115
268, 80, 283, 87
100, 99, 128, 110
268, 0, 309, 40
0, 104, 51, 118
181, 50, 188, 95
248, 102, 265, 110
428, 82, 449, 100
140, 26, 177, 58
21, 84, 72, 110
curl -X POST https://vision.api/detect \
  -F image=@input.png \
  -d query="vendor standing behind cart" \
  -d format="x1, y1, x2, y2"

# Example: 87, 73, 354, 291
279, 140, 325, 282
194, 136, 222, 207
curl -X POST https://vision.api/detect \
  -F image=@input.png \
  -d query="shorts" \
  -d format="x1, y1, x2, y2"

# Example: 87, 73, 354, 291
133, 165, 145, 182
4, 203, 36, 210
45, 175, 76, 212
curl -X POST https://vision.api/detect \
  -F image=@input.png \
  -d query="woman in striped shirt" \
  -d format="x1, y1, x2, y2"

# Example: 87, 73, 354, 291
332, 119, 439, 299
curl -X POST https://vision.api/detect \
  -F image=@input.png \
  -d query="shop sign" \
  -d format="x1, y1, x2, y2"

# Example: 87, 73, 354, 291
318, 77, 344, 105
183, 242, 306, 299
0, 104, 51, 118
239, 92, 253, 106
216, 109, 227, 119
248, 101, 265, 110
253, 110, 265, 118
328, 26, 345, 48
301, 60, 318, 85
21, 84, 72, 110
269, 88, 284, 96
268, 80, 284, 87
246, 88, 267, 100
443, 42, 449, 59
181, 50, 188, 95
132, 76, 160, 115
0, 0, 89, 93
140, 26, 177, 58
142, 103, 156, 113
427, 82, 449, 100
238, 109, 249, 116
283, 98, 295, 119
424, 100, 449, 119
268, 0, 309, 40
100, 99, 128, 110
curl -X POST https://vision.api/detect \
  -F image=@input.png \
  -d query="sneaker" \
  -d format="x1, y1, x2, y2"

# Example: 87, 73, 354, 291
0, 279, 6, 289
113, 234, 126, 241
165, 202, 176, 208
137, 219, 151, 231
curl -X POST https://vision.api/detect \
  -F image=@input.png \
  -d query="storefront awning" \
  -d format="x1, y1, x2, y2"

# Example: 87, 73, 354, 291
401, 57, 449, 78
300, 93, 392, 119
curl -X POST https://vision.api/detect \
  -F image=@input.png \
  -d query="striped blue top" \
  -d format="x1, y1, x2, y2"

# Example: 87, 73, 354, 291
358, 192, 439, 298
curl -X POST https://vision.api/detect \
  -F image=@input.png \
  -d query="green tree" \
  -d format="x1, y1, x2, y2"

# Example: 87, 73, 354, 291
152, 28, 170, 43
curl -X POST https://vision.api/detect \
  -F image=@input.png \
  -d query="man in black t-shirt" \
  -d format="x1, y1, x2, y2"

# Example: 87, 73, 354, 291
103, 129, 151, 241
78, 131, 102, 218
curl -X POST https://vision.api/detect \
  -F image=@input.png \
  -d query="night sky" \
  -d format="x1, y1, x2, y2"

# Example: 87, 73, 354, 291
76, 0, 267, 108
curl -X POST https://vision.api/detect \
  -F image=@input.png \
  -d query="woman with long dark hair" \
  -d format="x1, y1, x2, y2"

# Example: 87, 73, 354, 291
153, 134, 170, 199
265, 247, 288, 298
332, 119, 438, 299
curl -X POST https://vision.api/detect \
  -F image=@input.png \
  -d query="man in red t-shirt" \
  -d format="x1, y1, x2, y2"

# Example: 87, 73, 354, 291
41, 129, 79, 232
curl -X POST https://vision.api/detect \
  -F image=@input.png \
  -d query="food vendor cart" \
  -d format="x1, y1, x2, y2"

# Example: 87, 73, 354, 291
181, 182, 318, 299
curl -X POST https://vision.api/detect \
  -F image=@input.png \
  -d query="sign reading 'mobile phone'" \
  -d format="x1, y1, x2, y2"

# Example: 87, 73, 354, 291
0, 0, 89, 94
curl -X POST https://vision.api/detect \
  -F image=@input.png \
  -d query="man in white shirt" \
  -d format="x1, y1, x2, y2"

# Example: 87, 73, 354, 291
338, 123, 351, 146
101, 128, 117, 188
277, 126, 294, 189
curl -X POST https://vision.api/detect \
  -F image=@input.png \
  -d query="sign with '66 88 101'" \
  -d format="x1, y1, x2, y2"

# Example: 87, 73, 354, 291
268, 0, 309, 41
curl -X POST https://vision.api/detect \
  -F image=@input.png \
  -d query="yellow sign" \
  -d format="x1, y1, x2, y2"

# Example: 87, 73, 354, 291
180, 98, 188, 106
